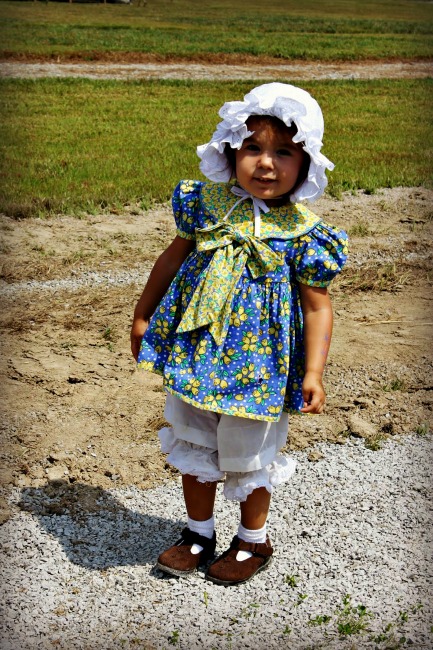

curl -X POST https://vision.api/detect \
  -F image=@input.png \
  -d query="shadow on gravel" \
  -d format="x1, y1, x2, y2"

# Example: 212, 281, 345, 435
18, 481, 182, 571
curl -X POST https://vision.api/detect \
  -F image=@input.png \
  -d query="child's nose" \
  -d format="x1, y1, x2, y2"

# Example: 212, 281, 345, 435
259, 152, 274, 168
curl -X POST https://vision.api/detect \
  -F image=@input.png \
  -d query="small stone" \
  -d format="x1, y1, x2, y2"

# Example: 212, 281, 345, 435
348, 413, 378, 439
45, 466, 69, 482
308, 450, 324, 462
0, 469, 14, 485
48, 451, 70, 463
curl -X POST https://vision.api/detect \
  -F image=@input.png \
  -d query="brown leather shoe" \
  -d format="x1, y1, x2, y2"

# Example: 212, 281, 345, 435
205, 535, 273, 586
156, 528, 217, 577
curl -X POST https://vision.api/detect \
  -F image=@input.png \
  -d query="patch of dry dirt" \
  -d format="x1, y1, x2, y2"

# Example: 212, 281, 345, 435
1, 188, 432, 524
0, 59, 432, 81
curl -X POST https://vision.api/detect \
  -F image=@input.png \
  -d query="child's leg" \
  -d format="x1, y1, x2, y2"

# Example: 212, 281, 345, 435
182, 474, 217, 521
240, 486, 271, 530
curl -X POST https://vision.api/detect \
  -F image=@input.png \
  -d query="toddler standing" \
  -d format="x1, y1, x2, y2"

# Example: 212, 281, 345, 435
131, 83, 348, 586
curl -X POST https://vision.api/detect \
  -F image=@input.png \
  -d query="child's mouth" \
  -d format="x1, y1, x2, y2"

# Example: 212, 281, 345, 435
255, 178, 275, 184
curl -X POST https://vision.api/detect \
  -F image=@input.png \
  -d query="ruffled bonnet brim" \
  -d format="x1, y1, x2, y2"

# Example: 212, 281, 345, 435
196, 82, 334, 203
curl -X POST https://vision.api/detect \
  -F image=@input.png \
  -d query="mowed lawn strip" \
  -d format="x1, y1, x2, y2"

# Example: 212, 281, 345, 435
1, 0, 432, 61
0, 78, 432, 217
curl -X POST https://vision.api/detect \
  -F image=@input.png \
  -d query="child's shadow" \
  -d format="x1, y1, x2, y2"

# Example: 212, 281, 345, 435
18, 481, 182, 571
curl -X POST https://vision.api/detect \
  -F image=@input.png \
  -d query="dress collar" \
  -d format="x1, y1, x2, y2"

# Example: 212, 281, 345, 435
200, 181, 322, 240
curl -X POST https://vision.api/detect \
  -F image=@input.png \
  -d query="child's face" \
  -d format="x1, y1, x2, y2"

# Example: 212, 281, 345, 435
234, 116, 307, 205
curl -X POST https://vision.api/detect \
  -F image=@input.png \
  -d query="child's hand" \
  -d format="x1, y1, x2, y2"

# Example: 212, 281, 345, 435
130, 317, 149, 362
300, 371, 326, 414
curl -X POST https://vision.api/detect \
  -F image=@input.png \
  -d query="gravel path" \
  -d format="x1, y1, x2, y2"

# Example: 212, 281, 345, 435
1, 434, 432, 650
1, 60, 432, 81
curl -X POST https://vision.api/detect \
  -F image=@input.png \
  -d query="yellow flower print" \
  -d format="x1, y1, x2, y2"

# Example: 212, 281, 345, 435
180, 181, 196, 193
154, 318, 170, 339
221, 348, 240, 365
280, 301, 291, 317
172, 343, 188, 365
235, 363, 255, 385
258, 339, 272, 355
260, 365, 271, 381
241, 331, 258, 354
213, 377, 228, 389
268, 323, 282, 338
159, 306, 166, 314
230, 306, 249, 327
155, 345, 162, 353
276, 341, 283, 352
194, 338, 208, 364
235, 394, 244, 401
204, 393, 224, 410
252, 383, 271, 405
164, 373, 175, 387
268, 405, 280, 415
277, 354, 290, 374
185, 378, 201, 396
307, 248, 316, 256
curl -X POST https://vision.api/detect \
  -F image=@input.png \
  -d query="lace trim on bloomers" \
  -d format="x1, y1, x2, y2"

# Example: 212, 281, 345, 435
158, 427, 225, 482
223, 455, 297, 502
158, 427, 297, 501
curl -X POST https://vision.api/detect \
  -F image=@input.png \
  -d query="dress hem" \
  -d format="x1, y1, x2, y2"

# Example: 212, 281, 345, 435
137, 360, 305, 419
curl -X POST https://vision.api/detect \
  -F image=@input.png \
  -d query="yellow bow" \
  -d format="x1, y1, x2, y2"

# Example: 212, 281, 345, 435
176, 222, 284, 346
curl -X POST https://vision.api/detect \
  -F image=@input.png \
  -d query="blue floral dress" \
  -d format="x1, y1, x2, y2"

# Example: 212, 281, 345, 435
137, 180, 348, 422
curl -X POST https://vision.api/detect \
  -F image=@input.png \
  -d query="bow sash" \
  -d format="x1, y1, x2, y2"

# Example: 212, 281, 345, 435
176, 222, 284, 346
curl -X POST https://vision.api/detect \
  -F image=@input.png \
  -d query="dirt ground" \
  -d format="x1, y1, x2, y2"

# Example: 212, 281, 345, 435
0, 59, 432, 81
0, 186, 432, 524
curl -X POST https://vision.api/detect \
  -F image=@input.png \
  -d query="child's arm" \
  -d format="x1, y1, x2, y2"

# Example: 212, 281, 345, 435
130, 235, 195, 361
299, 284, 333, 414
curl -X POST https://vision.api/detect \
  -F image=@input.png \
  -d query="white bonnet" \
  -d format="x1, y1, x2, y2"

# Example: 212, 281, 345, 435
196, 82, 334, 203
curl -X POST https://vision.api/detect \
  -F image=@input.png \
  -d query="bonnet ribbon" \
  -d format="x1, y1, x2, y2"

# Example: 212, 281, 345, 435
176, 221, 284, 346
224, 186, 270, 237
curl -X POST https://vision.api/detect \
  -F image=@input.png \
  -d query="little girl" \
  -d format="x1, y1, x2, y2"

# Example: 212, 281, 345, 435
131, 82, 348, 586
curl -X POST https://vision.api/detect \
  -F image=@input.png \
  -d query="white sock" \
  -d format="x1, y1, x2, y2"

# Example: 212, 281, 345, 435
238, 522, 267, 544
236, 523, 267, 561
188, 516, 215, 539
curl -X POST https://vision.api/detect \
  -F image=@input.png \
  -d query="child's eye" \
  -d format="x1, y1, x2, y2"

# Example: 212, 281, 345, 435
277, 148, 292, 156
245, 144, 260, 152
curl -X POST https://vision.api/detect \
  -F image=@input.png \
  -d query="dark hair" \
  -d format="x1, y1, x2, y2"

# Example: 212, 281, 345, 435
223, 115, 310, 195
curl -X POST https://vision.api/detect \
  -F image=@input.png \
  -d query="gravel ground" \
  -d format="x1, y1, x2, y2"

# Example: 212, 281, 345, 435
1, 434, 432, 650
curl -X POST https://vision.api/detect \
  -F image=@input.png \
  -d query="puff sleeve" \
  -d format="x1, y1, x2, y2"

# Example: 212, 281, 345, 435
293, 222, 349, 287
172, 179, 203, 240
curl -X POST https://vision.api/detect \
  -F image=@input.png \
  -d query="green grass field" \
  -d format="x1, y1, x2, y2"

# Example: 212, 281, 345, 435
0, 78, 431, 218
1, 0, 432, 61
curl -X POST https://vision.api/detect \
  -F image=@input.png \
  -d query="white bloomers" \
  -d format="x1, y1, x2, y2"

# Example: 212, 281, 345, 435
159, 393, 297, 502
